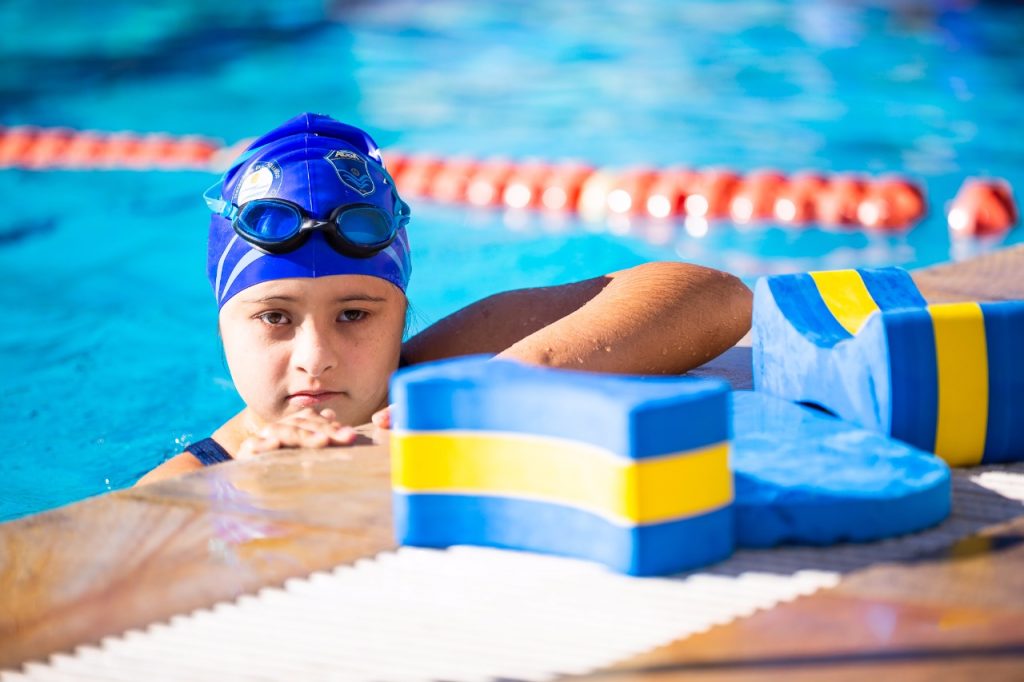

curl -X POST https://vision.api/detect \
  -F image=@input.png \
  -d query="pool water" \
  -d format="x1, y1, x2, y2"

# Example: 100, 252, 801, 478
2, 0, 1023, 521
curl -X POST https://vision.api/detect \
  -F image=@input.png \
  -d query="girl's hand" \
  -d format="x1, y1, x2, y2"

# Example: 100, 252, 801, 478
371, 405, 392, 430
236, 408, 357, 460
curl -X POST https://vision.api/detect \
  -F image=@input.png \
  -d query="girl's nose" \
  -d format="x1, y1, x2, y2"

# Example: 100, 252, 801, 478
291, 322, 338, 377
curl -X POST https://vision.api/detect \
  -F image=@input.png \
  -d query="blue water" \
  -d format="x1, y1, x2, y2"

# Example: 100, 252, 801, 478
3, 0, 1023, 521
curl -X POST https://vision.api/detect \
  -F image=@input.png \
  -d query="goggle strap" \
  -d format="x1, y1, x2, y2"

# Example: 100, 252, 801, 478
202, 181, 238, 220
222, 145, 264, 176
377, 162, 412, 227
201, 142, 271, 218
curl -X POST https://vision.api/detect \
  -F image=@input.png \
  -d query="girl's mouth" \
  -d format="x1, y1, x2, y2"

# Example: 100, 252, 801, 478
287, 391, 344, 407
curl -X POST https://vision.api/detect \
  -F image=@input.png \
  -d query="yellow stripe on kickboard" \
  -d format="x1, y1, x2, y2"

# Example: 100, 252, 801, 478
930, 302, 989, 467
809, 270, 881, 335
391, 432, 732, 526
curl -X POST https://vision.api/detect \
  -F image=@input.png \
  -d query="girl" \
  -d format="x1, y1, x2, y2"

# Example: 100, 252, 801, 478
138, 113, 751, 484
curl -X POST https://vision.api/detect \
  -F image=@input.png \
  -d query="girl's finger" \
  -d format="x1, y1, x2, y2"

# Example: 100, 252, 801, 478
371, 405, 392, 430
268, 422, 351, 448
235, 441, 255, 460
278, 415, 347, 439
328, 425, 358, 445
255, 435, 283, 452
245, 415, 356, 457
281, 409, 342, 428
259, 423, 310, 447
236, 435, 279, 460
275, 421, 355, 448
296, 428, 334, 449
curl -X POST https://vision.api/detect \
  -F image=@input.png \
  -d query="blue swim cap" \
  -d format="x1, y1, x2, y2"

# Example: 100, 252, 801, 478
207, 113, 411, 309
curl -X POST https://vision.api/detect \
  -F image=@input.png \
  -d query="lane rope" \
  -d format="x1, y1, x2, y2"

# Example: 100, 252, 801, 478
0, 125, 1016, 235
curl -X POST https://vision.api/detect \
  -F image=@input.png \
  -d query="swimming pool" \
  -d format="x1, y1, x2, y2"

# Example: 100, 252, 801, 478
3, 0, 1023, 521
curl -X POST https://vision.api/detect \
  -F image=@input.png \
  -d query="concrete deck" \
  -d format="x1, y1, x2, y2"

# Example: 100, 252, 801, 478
2, 245, 1023, 678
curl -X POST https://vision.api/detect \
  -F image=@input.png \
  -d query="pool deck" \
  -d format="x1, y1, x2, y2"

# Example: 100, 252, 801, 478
2, 245, 1023, 678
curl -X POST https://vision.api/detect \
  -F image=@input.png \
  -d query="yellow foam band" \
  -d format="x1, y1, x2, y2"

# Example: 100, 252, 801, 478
809, 270, 880, 335
391, 432, 732, 525
930, 302, 989, 467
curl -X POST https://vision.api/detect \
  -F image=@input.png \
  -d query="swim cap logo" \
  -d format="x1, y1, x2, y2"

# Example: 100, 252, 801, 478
234, 162, 282, 205
325, 149, 375, 196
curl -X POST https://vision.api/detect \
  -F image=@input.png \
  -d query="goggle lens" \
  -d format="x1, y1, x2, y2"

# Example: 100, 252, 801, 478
336, 206, 395, 247
237, 202, 303, 243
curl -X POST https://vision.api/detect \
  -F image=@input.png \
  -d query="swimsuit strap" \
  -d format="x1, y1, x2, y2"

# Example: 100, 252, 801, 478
188, 437, 234, 466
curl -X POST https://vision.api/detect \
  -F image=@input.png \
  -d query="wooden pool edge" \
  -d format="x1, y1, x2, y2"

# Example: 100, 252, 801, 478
1, 244, 1023, 676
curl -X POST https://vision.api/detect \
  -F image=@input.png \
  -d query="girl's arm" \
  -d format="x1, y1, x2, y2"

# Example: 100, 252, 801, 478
402, 261, 752, 374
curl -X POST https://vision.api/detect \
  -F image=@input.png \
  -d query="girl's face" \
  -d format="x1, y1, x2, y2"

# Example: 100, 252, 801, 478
218, 274, 406, 428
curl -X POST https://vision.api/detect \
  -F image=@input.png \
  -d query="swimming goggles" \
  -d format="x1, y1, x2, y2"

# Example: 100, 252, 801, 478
203, 170, 410, 258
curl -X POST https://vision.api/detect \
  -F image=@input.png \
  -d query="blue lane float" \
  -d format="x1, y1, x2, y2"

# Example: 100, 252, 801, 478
731, 391, 951, 548
390, 357, 734, 577
752, 266, 1024, 467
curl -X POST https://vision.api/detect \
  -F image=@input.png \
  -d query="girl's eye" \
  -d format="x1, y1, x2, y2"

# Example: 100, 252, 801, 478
339, 309, 367, 323
257, 311, 289, 326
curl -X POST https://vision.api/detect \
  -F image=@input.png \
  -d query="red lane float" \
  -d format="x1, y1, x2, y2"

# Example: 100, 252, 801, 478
607, 168, 659, 216
685, 170, 742, 220
815, 174, 867, 228
730, 170, 786, 224
577, 170, 617, 221
22, 128, 72, 169
646, 168, 698, 219
0, 126, 37, 167
773, 173, 828, 226
0, 125, 218, 171
380, 150, 407, 179
466, 159, 515, 207
859, 178, 927, 232
538, 162, 594, 212
62, 131, 105, 168
388, 154, 442, 199
502, 161, 554, 210
429, 157, 479, 204
947, 178, 1018, 238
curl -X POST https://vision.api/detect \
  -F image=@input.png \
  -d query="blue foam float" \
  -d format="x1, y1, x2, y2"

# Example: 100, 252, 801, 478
390, 357, 953, 576
390, 357, 734, 577
731, 391, 951, 548
753, 266, 1024, 467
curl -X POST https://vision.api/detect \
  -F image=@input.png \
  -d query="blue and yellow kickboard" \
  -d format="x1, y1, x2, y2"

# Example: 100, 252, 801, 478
390, 357, 734, 576
732, 391, 951, 547
753, 267, 1024, 466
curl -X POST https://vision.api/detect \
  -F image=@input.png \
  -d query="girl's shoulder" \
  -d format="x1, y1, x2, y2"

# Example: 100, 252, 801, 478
135, 412, 249, 486
212, 411, 249, 454
135, 450, 204, 485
